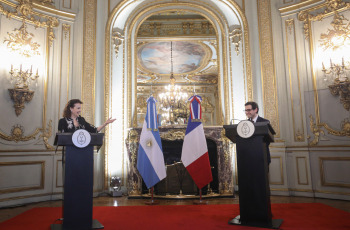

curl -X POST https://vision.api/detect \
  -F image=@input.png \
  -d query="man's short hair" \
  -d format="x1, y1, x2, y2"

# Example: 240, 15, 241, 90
245, 101, 259, 113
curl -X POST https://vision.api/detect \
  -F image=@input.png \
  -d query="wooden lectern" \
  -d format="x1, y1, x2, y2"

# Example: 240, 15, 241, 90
51, 132, 104, 230
224, 122, 283, 229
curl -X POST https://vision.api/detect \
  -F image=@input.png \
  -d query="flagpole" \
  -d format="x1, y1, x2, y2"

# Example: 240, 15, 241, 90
145, 187, 159, 205
193, 188, 208, 205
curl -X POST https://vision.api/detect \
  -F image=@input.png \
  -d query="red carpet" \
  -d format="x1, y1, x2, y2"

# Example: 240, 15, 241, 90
1, 203, 350, 229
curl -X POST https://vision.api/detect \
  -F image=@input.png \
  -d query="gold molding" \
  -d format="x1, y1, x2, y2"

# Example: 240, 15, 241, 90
285, 18, 305, 142
320, 156, 350, 188
270, 156, 284, 185
296, 156, 309, 185
279, 0, 322, 14
33, 1, 75, 19
257, 0, 280, 137
82, 0, 96, 124
0, 161, 45, 194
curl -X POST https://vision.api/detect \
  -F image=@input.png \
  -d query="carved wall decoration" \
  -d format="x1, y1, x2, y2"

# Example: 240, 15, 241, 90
39, 120, 54, 149
298, 0, 350, 39
137, 19, 215, 37
0, 0, 59, 46
112, 31, 124, 58
229, 28, 242, 55
3, 22, 40, 57
8, 88, 35, 116
62, 23, 70, 39
0, 124, 39, 142
308, 115, 325, 146
0, 120, 53, 147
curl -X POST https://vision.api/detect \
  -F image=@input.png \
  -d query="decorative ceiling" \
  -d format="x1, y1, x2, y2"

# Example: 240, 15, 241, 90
136, 11, 217, 85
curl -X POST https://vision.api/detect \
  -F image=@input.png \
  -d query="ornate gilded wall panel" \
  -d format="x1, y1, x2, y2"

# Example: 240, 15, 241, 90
257, 0, 280, 137
82, 0, 97, 123
0, 0, 65, 150
296, 1, 350, 144
284, 18, 305, 142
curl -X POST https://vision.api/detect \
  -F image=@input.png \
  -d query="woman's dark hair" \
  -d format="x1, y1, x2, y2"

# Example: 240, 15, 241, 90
63, 99, 83, 118
245, 101, 259, 113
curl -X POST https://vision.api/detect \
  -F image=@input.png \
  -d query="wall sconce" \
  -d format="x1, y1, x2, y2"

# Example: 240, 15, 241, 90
8, 64, 39, 116
319, 9, 350, 111
3, 21, 41, 116
322, 58, 350, 111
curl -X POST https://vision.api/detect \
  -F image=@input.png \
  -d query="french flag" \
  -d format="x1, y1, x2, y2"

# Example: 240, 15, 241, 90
137, 97, 166, 188
181, 95, 212, 189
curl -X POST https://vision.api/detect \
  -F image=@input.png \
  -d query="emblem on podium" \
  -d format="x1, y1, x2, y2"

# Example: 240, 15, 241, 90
72, 129, 91, 148
236, 120, 255, 138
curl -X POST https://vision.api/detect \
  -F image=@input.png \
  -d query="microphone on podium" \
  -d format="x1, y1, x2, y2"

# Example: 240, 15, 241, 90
230, 118, 243, 125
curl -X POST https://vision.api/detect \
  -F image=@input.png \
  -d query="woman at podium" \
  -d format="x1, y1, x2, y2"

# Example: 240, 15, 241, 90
58, 99, 115, 133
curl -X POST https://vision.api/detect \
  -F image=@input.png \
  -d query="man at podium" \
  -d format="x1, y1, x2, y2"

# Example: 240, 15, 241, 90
58, 99, 115, 133
244, 101, 271, 165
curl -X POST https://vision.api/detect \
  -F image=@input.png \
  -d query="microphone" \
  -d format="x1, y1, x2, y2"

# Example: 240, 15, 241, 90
230, 118, 243, 125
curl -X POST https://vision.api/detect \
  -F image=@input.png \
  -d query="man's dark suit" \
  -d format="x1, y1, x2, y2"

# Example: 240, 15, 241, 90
250, 116, 271, 164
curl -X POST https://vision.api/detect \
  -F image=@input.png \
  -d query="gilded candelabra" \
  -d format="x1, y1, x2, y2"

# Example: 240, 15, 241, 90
322, 58, 350, 111
8, 64, 39, 116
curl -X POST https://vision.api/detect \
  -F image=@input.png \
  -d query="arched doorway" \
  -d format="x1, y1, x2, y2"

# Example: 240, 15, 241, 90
104, 0, 252, 191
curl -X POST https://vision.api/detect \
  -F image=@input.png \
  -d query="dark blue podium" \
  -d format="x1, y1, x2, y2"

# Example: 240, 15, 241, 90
51, 132, 104, 230
224, 122, 283, 229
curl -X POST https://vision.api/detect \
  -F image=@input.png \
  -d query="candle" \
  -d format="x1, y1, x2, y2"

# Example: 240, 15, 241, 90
342, 57, 344, 66
322, 62, 325, 70
11, 64, 13, 71
30, 65, 32, 73
20, 64, 22, 71
330, 59, 333, 67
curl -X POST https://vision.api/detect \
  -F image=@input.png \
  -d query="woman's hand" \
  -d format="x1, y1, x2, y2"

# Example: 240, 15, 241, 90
104, 117, 116, 125
97, 117, 116, 132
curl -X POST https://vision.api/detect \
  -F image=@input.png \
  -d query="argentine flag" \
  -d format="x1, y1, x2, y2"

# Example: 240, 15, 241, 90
137, 96, 166, 189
